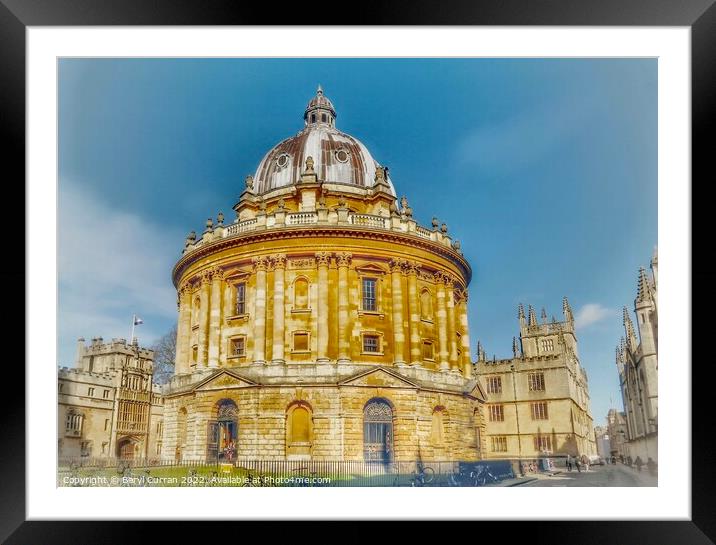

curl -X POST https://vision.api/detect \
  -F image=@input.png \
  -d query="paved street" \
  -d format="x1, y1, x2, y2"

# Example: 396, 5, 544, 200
523, 463, 657, 487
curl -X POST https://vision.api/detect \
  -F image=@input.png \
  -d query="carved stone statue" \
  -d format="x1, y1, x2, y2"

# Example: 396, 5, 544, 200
245, 175, 254, 190
305, 156, 315, 173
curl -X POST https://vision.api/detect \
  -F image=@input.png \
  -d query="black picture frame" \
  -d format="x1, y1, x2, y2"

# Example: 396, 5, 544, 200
2, 1, 712, 542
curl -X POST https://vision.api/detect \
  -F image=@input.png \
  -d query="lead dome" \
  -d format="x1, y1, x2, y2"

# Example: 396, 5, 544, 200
252, 86, 396, 195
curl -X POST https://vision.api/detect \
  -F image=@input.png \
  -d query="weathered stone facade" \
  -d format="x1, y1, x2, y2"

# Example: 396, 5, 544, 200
616, 249, 658, 463
58, 337, 164, 461
162, 87, 486, 463
475, 299, 597, 460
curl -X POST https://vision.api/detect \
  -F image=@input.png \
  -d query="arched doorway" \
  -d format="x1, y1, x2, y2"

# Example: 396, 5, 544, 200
363, 398, 394, 463
117, 437, 139, 460
207, 399, 238, 462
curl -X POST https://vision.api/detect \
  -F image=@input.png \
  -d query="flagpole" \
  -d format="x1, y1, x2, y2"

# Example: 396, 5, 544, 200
130, 314, 136, 345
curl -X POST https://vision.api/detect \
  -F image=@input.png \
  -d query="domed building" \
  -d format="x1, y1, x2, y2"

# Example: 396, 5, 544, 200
163, 87, 487, 463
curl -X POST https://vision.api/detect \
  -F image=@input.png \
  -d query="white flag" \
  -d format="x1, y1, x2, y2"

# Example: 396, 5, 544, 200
134, 316, 144, 326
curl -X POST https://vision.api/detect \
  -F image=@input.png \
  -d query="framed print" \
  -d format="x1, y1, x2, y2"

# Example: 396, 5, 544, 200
2, 0, 714, 542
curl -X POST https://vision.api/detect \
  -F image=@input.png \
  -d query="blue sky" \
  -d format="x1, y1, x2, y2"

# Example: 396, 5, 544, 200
58, 58, 656, 427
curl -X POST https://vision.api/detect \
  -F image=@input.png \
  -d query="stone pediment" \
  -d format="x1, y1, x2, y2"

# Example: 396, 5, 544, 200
223, 267, 251, 280
194, 370, 257, 392
466, 379, 487, 401
340, 367, 419, 388
354, 263, 387, 275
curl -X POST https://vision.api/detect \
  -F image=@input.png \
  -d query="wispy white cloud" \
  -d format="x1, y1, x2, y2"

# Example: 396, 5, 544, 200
58, 179, 182, 365
455, 96, 600, 174
574, 303, 615, 330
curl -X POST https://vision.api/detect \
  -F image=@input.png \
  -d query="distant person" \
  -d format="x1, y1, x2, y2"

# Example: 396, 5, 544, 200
635, 456, 643, 472
582, 455, 589, 472
627, 456, 633, 468
647, 457, 657, 476
575, 457, 581, 473
566, 455, 572, 472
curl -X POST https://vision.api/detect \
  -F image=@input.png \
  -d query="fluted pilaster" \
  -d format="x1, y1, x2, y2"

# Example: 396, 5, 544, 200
390, 259, 407, 366
446, 276, 459, 372
207, 268, 224, 368
457, 290, 472, 378
406, 262, 421, 365
435, 272, 450, 371
316, 252, 331, 362
176, 283, 193, 374
198, 271, 212, 367
336, 252, 352, 363
252, 256, 268, 364
271, 254, 287, 364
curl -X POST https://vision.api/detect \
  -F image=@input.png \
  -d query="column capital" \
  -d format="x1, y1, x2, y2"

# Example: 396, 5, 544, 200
271, 253, 287, 270
315, 252, 332, 267
335, 252, 352, 267
389, 258, 406, 273
404, 261, 420, 276
178, 282, 193, 299
200, 269, 212, 285
252, 255, 268, 271
209, 266, 225, 281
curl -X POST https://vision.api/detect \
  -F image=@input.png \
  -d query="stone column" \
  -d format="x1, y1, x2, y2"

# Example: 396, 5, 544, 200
435, 272, 449, 371
316, 252, 331, 362
271, 254, 287, 364
198, 270, 212, 368
457, 290, 472, 378
175, 283, 192, 374
390, 259, 407, 366
207, 267, 223, 368
252, 256, 268, 364
336, 252, 352, 363
406, 262, 421, 366
446, 276, 459, 372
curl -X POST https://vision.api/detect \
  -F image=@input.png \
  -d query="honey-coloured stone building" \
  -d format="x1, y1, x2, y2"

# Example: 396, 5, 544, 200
161, 87, 487, 463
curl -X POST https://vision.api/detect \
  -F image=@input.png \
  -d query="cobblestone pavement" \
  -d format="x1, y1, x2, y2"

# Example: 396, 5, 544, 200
523, 463, 657, 487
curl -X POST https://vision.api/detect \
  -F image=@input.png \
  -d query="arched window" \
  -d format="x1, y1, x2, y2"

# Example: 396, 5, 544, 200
294, 277, 309, 310
420, 289, 433, 320
207, 399, 238, 462
286, 401, 313, 459
430, 406, 447, 446
364, 398, 393, 463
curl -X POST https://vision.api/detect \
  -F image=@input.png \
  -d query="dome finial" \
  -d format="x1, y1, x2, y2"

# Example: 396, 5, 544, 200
317, 84, 323, 95
304, 86, 336, 126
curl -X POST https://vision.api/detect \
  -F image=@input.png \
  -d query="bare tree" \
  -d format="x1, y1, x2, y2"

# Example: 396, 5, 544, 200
151, 324, 176, 385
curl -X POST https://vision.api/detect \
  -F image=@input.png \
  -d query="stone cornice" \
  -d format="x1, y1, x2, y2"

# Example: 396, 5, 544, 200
173, 225, 472, 287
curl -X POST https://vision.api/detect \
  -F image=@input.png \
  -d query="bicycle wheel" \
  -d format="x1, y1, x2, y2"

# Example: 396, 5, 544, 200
422, 467, 435, 484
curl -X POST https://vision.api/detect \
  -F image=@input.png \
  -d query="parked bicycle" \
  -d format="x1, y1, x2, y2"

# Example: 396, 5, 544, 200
410, 462, 435, 487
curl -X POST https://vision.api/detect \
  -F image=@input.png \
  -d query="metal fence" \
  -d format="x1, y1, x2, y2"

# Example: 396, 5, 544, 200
57, 457, 555, 486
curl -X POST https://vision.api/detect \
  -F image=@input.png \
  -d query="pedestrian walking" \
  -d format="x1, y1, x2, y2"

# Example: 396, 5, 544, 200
575, 457, 581, 473
566, 454, 572, 472
635, 456, 643, 472
583, 455, 589, 472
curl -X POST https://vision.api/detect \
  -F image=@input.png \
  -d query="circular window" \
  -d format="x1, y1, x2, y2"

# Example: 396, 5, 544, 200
335, 149, 349, 163
276, 154, 289, 168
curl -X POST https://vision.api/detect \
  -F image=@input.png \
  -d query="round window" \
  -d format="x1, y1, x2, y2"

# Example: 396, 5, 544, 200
335, 149, 349, 163
276, 154, 289, 168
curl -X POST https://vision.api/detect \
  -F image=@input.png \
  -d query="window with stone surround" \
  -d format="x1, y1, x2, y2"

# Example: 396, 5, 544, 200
531, 402, 549, 420
528, 372, 546, 391
422, 340, 435, 360
192, 345, 198, 364
103, 389, 110, 399
540, 338, 554, 352
362, 278, 377, 311
488, 404, 504, 422
491, 436, 508, 452
87, 387, 95, 397
486, 376, 502, 394
65, 411, 83, 435
235, 282, 246, 315
362, 333, 381, 354
534, 435, 552, 452
293, 332, 310, 352
229, 336, 246, 358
